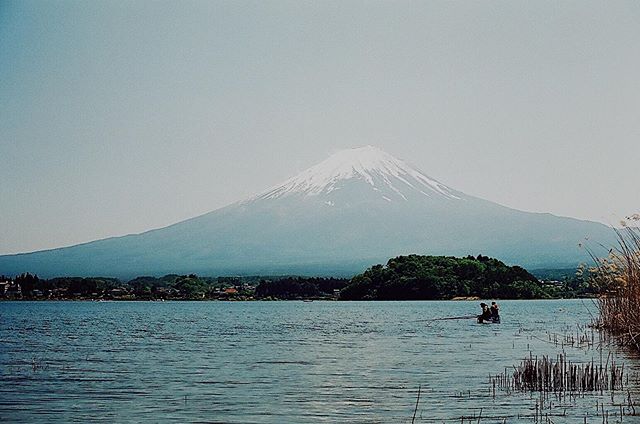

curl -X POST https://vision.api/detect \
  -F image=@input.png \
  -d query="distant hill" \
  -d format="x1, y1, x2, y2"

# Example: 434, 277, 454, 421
340, 254, 545, 300
529, 268, 580, 281
0, 146, 615, 278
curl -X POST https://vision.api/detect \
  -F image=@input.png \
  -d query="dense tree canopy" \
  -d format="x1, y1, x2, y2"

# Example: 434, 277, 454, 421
339, 255, 547, 300
254, 277, 348, 300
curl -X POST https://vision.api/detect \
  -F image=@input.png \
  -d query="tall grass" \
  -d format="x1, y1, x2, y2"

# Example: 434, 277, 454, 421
491, 353, 625, 393
589, 214, 640, 351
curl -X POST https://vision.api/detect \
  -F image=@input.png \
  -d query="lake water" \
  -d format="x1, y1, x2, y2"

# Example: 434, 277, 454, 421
1, 300, 639, 423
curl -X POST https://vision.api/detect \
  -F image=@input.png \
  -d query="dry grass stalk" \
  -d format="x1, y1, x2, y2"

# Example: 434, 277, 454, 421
491, 353, 625, 394
588, 215, 640, 351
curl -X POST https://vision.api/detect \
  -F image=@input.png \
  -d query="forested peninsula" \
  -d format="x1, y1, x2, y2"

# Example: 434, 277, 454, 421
339, 254, 583, 300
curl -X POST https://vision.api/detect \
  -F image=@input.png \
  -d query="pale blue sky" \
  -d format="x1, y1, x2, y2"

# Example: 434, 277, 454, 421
1, 0, 639, 254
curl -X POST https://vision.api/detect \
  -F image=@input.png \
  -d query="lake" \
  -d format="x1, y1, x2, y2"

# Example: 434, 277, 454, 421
1, 300, 639, 423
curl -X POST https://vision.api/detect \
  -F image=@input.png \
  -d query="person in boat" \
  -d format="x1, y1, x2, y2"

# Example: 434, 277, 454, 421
490, 301, 500, 323
477, 302, 492, 323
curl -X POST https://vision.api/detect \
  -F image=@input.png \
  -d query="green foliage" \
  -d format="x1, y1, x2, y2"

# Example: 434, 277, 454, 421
340, 254, 545, 300
254, 277, 349, 300
174, 274, 209, 299
4, 260, 590, 301
45, 276, 119, 296
15, 273, 41, 295
531, 267, 593, 298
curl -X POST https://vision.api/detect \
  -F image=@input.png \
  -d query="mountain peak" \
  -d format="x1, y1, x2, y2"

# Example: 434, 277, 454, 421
253, 146, 461, 201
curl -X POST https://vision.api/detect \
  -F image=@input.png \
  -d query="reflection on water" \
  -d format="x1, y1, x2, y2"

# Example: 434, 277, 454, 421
0, 300, 638, 423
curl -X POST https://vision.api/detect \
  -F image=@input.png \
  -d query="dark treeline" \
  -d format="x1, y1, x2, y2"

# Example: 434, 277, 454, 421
254, 277, 349, 300
0, 273, 348, 301
339, 254, 588, 300
1, 273, 252, 300
1, 255, 591, 301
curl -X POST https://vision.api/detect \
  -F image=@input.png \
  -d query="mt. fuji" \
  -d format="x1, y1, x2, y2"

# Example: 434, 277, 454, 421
0, 146, 614, 278
253, 146, 460, 202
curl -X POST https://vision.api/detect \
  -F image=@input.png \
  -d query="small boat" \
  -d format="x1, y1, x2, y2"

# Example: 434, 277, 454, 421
477, 317, 500, 324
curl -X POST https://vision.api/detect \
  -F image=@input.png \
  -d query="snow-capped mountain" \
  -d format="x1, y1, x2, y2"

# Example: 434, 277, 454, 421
253, 146, 459, 201
0, 147, 615, 278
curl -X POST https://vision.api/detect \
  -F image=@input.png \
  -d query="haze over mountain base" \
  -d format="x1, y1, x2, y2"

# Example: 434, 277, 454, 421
0, 146, 614, 278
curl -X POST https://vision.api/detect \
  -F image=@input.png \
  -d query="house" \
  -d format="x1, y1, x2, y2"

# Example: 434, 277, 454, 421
109, 287, 129, 298
0, 281, 11, 296
5, 282, 22, 298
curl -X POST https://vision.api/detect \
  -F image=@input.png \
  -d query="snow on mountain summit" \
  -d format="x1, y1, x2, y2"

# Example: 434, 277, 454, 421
254, 146, 460, 201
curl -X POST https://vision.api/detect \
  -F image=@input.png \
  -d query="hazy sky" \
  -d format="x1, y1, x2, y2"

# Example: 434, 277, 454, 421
1, 0, 639, 254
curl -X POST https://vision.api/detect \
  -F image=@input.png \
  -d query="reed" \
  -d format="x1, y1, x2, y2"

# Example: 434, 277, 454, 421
491, 353, 625, 394
588, 215, 640, 351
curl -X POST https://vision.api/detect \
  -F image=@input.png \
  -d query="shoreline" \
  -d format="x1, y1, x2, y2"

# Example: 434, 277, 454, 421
0, 296, 596, 302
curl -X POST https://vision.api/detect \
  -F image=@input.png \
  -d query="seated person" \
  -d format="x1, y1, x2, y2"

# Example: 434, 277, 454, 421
478, 302, 492, 323
490, 302, 500, 322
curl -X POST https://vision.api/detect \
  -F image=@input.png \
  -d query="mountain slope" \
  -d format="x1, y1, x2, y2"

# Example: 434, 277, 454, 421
0, 146, 615, 278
